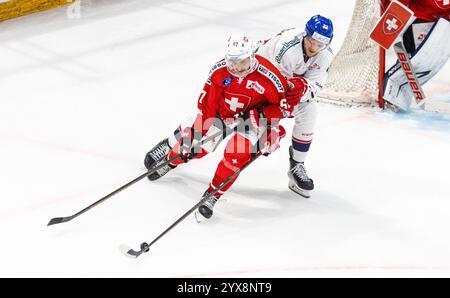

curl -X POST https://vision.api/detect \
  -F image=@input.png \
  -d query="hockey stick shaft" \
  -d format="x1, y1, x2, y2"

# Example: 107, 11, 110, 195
149, 153, 262, 247
122, 152, 263, 258
47, 124, 236, 226
47, 154, 182, 226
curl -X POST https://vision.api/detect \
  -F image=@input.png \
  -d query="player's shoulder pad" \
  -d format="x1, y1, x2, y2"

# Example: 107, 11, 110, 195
255, 55, 286, 93
274, 30, 303, 64
279, 27, 302, 39
206, 59, 228, 85
208, 59, 227, 76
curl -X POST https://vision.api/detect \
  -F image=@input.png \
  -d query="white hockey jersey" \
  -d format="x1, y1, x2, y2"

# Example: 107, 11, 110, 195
257, 29, 334, 99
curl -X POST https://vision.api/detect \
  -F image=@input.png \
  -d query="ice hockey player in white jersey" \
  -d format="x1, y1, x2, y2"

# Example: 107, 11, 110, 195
257, 15, 334, 198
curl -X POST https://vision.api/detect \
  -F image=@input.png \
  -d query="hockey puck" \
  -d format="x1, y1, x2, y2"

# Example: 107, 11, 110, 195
140, 242, 150, 252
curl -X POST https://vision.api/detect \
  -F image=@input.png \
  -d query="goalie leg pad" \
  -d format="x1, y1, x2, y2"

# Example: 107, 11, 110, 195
383, 18, 450, 110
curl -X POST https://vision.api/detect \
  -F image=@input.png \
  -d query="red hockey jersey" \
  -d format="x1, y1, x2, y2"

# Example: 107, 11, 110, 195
195, 55, 292, 133
381, 0, 450, 21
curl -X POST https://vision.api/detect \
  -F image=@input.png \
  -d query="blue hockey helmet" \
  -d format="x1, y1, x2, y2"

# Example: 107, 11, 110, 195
305, 15, 334, 45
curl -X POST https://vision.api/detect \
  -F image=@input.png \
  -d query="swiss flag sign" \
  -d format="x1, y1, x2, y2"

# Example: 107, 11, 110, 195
370, 1, 415, 50
435, 0, 450, 10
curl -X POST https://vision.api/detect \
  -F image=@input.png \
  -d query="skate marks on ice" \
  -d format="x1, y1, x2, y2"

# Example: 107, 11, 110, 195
149, 171, 405, 241
0, 0, 299, 82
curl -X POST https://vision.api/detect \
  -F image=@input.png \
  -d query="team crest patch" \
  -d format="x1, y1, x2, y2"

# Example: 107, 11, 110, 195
223, 91, 251, 114
222, 76, 233, 87
307, 63, 321, 71
382, 13, 404, 35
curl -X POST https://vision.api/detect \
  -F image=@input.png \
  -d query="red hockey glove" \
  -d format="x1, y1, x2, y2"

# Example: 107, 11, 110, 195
244, 108, 265, 134
262, 125, 286, 156
286, 77, 308, 107
179, 127, 202, 163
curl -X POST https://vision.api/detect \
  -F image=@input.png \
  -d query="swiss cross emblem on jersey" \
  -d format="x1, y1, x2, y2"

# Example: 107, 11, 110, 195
435, 0, 450, 9
223, 91, 251, 114
382, 13, 404, 35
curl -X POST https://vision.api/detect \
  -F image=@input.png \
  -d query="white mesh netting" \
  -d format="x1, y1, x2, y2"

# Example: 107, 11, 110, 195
318, 0, 381, 106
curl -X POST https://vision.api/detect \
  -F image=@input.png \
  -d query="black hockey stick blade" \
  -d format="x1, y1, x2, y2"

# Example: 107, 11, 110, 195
47, 216, 74, 226
119, 243, 148, 259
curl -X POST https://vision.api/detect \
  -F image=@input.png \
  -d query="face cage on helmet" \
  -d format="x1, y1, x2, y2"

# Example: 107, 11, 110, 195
225, 54, 257, 78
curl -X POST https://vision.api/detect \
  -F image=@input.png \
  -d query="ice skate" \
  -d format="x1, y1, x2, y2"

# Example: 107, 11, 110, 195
287, 146, 314, 198
195, 190, 220, 222
144, 138, 175, 181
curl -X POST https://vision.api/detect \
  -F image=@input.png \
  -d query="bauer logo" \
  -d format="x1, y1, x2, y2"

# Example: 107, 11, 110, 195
435, 0, 450, 9
383, 13, 403, 35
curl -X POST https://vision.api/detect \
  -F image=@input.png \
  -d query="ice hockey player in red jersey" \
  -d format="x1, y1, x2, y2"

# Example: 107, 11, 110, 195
380, 0, 450, 110
143, 34, 305, 220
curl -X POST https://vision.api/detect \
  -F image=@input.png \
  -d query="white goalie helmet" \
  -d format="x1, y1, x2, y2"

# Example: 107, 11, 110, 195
225, 34, 258, 78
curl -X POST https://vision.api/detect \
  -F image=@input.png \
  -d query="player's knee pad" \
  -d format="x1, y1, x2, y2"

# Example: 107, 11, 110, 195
223, 135, 252, 170
223, 150, 251, 170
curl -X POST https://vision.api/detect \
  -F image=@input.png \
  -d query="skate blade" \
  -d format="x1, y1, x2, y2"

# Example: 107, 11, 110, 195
194, 210, 206, 223
288, 182, 311, 198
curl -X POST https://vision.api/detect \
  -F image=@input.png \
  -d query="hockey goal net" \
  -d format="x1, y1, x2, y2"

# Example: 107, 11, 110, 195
318, 0, 385, 108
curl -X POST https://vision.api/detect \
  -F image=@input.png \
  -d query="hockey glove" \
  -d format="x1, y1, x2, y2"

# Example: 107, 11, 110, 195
244, 108, 266, 135
286, 77, 308, 106
179, 127, 203, 163
261, 125, 286, 156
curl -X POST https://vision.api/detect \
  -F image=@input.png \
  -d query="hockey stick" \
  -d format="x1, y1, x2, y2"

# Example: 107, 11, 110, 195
47, 121, 240, 226
119, 152, 263, 259
47, 155, 183, 226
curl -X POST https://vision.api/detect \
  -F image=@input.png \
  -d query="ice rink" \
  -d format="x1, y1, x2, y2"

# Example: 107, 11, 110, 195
1, 0, 450, 277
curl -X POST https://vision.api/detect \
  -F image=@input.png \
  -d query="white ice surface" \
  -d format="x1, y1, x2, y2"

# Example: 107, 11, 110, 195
0, 0, 449, 277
